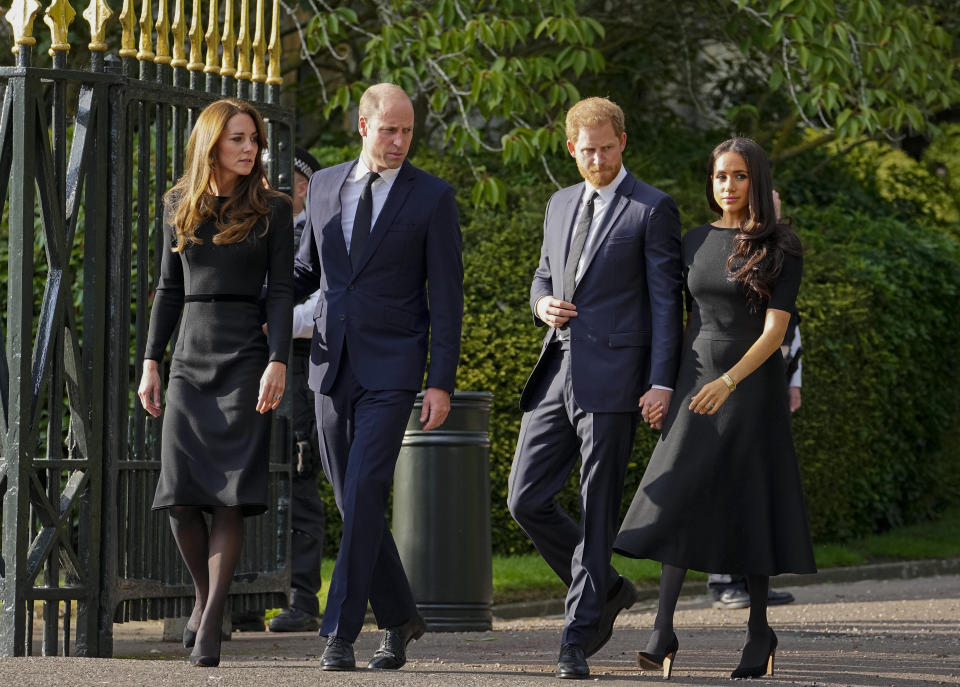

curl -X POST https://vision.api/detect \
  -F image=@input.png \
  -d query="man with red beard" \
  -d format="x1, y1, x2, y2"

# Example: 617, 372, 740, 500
508, 97, 683, 679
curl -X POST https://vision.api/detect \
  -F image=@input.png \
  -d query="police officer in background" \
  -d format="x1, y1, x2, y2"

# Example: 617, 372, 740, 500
236, 147, 327, 633
269, 146, 327, 632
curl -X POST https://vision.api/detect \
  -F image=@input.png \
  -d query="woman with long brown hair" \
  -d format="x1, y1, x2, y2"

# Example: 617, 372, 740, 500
614, 137, 816, 679
137, 98, 293, 667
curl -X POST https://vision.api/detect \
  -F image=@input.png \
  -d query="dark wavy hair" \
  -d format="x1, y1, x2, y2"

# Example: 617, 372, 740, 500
706, 137, 800, 311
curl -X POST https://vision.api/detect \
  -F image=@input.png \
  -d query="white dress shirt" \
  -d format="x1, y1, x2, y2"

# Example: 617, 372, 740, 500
339, 156, 401, 253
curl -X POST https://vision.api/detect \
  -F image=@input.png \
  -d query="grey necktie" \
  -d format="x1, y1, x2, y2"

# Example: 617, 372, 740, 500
349, 171, 380, 269
563, 191, 598, 301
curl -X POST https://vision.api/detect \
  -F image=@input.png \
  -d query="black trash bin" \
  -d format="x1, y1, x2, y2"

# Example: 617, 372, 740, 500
392, 391, 493, 632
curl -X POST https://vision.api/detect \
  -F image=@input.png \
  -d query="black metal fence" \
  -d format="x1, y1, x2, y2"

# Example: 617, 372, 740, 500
0, 0, 295, 657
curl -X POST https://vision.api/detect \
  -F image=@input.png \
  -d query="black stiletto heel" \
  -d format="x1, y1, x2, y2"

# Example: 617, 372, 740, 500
637, 632, 679, 680
731, 628, 777, 679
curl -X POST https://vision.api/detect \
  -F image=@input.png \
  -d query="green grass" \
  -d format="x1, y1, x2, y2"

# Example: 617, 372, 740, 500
824, 505, 960, 562
269, 505, 960, 616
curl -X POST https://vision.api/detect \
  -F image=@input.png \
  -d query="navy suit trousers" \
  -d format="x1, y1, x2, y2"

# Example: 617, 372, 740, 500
508, 342, 638, 647
315, 349, 418, 641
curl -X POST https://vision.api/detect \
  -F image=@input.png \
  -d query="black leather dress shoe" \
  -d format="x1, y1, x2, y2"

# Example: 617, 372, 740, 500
320, 636, 356, 671
556, 643, 589, 679
768, 588, 795, 606
585, 576, 638, 657
367, 615, 427, 670
268, 607, 321, 632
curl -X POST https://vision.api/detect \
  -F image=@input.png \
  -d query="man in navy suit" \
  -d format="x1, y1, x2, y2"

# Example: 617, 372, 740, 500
508, 97, 683, 679
293, 83, 463, 671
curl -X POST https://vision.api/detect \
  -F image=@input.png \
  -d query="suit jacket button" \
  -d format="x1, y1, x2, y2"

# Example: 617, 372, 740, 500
339, 314, 345, 321
348, 284, 356, 291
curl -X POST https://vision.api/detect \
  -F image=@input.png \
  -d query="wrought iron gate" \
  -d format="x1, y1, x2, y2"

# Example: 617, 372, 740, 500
0, 0, 296, 657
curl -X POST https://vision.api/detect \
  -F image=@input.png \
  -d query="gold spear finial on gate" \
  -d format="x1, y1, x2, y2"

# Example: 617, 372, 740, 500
83, 0, 113, 52
43, 0, 76, 55
251, 0, 266, 83
203, 0, 220, 74
170, 0, 187, 67
137, 0, 155, 61
236, 0, 251, 81
154, 0, 171, 64
220, 0, 236, 77
187, 0, 203, 72
266, 0, 281, 85
4, 0, 42, 50
118, 0, 136, 58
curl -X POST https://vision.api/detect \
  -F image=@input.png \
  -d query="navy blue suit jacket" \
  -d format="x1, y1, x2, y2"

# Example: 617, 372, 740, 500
521, 171, 683, 413
293, 159, 463, 395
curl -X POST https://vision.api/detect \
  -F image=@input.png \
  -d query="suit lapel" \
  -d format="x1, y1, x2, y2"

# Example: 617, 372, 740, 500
323, 161, 357, 266
352, 159, 415, 276
574, 174, 636, 291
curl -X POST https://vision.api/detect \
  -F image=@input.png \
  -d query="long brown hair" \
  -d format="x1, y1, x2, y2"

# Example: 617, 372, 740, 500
706, 137, 800, 311
166, 98, 282, 251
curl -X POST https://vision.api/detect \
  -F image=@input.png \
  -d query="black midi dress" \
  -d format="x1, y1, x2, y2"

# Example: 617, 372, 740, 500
145, 196, 293, 516
614, 224, 816, 576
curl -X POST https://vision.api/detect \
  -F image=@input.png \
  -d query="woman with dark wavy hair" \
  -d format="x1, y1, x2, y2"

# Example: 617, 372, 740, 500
137, 98, 293, 667
614, 137, 815, 680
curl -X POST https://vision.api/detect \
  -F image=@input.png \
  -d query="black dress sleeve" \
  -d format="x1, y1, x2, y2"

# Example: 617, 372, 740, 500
767, 234, 803, 313
144, 207, 185, 361
264, 197, 294, 363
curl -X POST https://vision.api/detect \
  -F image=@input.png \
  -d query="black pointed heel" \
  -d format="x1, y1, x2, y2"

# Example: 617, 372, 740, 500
731, 629, 777, 679
637, 632, 679, 680
182, 626, 197, 650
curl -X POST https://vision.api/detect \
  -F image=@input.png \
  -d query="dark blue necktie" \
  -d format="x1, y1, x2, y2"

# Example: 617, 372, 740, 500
349, 171, 380, 269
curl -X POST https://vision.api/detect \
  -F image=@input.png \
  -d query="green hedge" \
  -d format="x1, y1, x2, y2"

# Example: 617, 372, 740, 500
790, 205, 960, 538
308, 138, 960, 555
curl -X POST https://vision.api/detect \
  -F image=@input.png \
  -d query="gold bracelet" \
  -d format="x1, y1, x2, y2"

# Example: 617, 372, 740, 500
721, 372, 737, 392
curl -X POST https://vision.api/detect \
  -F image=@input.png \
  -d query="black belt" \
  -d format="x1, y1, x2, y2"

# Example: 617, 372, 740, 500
184, 294, 259, 304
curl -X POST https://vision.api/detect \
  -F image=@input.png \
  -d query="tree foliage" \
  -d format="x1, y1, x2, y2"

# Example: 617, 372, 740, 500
287, 0, 959, 200
591, 0, 960, 160
734, 0, 960, 151
295, 0, 604, 205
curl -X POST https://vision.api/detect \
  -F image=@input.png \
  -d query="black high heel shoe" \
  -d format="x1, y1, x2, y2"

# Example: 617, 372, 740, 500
731, 628, 777, 679
189, 647, 221, 668
182, 626, 197, 650
189, 631, 222, 667
637, 632, 679, 680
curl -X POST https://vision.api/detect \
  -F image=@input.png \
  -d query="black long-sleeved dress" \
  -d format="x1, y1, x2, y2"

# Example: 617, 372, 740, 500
144, 195, 293, 516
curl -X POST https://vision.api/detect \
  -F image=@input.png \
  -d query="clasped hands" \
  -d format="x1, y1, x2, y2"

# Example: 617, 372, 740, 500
642, 378, 731, 428
536, 297, 731, 428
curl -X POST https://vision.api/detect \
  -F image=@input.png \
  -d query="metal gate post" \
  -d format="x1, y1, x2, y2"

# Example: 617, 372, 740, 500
0, 63, 38, 658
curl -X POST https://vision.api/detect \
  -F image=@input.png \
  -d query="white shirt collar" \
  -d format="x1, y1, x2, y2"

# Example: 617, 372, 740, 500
353, 155, 402, 185
582, 165, 627, 204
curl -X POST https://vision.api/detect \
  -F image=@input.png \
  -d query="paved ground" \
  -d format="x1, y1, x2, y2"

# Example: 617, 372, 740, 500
1, 574, 958, 686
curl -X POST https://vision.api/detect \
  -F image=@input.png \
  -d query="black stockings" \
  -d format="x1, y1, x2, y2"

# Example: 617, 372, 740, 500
168, 506, 244, 658
645, 563, 687, 655
739, 574, 772, 666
